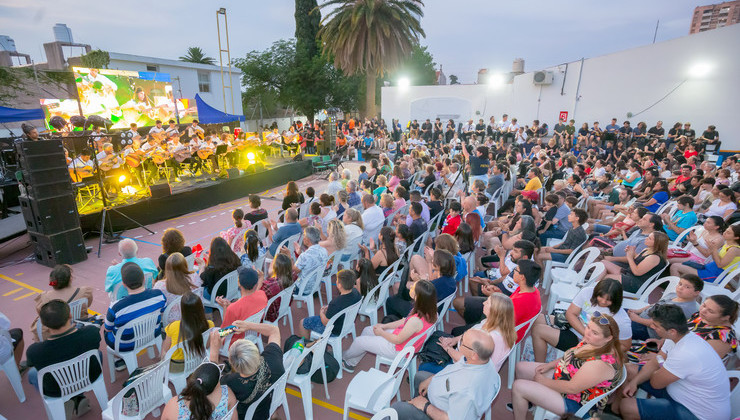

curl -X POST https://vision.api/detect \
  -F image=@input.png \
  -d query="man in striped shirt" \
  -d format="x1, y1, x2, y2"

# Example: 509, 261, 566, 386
104, 263, 166, 366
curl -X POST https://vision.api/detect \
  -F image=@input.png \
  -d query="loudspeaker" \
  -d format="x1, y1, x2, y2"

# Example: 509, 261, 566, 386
15, 139, 75, 200
20, 195, 80, 235
29, 228, 87, 267
149, 183, 172, 199
325, 116, 337, 154
226, 168, 240, 179
292, 153, 303, 162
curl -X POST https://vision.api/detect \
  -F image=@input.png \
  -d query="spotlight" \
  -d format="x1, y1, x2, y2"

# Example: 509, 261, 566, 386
689, 63, 711, 78
49, 116, 67, 130
398, 77, 410, 89
118, 174, 127, 183
488, 73, 505, 87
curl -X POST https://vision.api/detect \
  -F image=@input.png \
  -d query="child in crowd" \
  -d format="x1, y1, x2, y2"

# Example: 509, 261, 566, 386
298, 269, 361, 339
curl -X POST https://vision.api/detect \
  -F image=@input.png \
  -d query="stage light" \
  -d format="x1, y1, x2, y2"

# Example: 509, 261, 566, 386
398, 77, 410, 89
488, 73, 505, 87
689, 63, 711, 78
247, 151, 256, 164
118, 174, 127, 183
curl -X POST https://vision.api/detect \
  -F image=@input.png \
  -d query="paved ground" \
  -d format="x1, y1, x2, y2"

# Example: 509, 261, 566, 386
0, 160, 518, 420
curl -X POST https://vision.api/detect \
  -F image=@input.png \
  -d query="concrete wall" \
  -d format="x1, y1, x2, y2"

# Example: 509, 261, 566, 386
382, 24, 740, 150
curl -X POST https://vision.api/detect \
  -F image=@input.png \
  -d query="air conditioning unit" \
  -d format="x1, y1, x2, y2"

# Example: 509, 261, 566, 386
533, 71, 553, 85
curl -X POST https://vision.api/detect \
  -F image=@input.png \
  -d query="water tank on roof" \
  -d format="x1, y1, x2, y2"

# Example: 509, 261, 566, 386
512, 58, 524, 74
0, 35, 16, 52
53, 24, 73, 44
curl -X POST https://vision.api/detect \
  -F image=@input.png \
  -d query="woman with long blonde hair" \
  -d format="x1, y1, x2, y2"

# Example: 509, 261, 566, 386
154, 252, 201, 323
319, 219, 347, 255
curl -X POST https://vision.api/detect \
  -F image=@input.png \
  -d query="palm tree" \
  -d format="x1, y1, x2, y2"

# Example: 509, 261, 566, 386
179, 47, 216, 65
319, 0, 425, 117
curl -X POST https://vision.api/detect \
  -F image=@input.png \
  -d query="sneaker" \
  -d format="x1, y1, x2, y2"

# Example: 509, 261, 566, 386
114, 359, 126, 371
506, 402, 534, 412
342, 360, 355, 374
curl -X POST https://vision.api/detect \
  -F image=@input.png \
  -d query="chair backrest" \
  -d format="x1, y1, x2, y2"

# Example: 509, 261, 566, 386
210, 269, 240, 302
265, 283, 297, 322
712, 262, 740, 291
574, 366, 627, 417
360, 277, 393, 314
371, 407, 399, 420
366, 347, 416, 410
164, 328, 214, 380
162, 295, 183, 325
276, 233, 303, 261
69, 298, 88, 321
515, 313, 540, 344
428, 211, 444, 233
287, 336, 330, 379
656, 200, 677, 215
243, 369, 291, 419
630, 261, 671, 298
222, 307, 267, 352
436, 291, 456, 320
635, 276, 681, 304
298, 201, 312, 219
325, 249, 350, 279
729, 370, 740, 418
323, 301, 362, 340
671, 225, 703, 248
110, 360, 170, 419
576, 262, 606, 288
296, 264, 326, 296
37, 349, 103, 400
385, 204, 409, 226
229, 228, 248, 254
185, 254, 196, 272
254, 219, 269, 243
567, 247, 600, 271
113, 311, 162, 353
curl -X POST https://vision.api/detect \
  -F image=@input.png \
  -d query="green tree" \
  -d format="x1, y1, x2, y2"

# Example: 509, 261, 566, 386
449, 74, 460, 85
179, 47, 216, 65
80, 49, 110, 69
319, 0, 426, 118
295, 0, 321, 59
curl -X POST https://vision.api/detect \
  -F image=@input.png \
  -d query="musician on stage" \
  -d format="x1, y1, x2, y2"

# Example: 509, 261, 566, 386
165, 119, 179, 138
96, 143, 125, 196
68, 148, 95, 183
283, 126, 300, 155
126, 123, 141, 141
149, 120, 165, 136
21, 123, 40, 141
265, 127, 284, 157
187, 120, 204, 139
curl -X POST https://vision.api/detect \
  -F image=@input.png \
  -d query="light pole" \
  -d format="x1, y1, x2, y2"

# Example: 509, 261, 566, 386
216, 8, 235, 116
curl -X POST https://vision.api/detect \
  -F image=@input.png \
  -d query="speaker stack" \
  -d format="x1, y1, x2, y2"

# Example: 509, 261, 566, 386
320, 115, 337, 155
15, 140, 87, 267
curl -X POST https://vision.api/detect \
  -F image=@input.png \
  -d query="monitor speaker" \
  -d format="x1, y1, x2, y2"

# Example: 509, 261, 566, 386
149, 183, 172, 199
226, 168, 240, 179
29, 228, 87, 267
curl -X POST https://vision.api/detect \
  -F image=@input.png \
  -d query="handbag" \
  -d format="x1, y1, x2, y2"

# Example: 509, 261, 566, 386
546, 308, 571, 331
667, 248, 691, 259
417, 330, 454, 366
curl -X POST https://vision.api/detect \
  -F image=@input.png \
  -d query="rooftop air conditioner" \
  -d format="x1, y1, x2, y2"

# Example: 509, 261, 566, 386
533, 71, 553, 85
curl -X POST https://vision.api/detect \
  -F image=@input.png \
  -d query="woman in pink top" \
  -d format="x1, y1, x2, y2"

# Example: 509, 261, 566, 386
342, 280, 438, 372
387, 165, 403, 192
392, 186, 407, 211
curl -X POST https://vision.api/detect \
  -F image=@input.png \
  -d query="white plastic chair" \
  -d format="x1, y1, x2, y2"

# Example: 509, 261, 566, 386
342, 347, 415, 420
322, 250, 352, 303
620, 276, 681, 310
310, 301, 362, 379
670, 225, 703, 248
507, 314, 540, 389
185, 253, 196, 272
532, 366, 627, 420
243, 368, 291, 420
374, 326, 436, 398
37, 298, 89, 342
202, 269, 239, 320
162, 295, 182, 326
370, 407, 398, 420
286, 336, 331, 420
109, 273, 154, 302
435, 290, 457, 331
221, 307, 267, 356
622, 261, 670, 300
101, 359, 172, 420
38, 349, 109, 420
105, 311, 164, 382
264, 283, 297, 336
384, 204, 409, 226
0, 328, 25, 402
293, 264, 328, 317
358, 273, 395, 326
547, 262, 606, 313
459, 251, 474, 295
702, 262, 740, 297
544, 246, 600, 289
729, 370, 740, 419
163, 328, 214, 394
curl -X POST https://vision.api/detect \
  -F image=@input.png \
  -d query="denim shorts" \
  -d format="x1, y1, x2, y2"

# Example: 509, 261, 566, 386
551, 253, 568, 263
635, 381, 699, 420
563, 397, 582, 414
302, 316, 326, 334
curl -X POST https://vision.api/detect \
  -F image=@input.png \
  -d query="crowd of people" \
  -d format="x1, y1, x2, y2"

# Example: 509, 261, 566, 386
0, 113, 738, 420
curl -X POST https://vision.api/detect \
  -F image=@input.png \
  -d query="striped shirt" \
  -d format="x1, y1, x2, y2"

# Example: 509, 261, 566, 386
104, 289, 166, 351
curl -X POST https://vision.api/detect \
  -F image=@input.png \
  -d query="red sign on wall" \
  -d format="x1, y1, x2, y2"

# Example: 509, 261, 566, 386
559, 111, 568, 122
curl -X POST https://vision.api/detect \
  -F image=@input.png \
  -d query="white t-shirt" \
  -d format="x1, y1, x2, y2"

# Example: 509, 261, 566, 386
593, 167, 606, 178
361, 205, 385, 242
344, 224, 363, 250
571, 286, 632, 340
661, 332, 730, 420
705, 199, 737, 218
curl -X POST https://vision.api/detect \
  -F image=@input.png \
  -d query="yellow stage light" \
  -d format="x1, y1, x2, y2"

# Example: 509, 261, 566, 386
247, 152, 256, 160
118, 174, 127, 183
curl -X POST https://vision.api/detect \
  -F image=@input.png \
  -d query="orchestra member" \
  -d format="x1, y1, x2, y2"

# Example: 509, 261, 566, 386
21, 123, 40, 141
149, 119, 165, 137
68, 148, 94, 182
187, 119, 204, 139
97, 142, 124, 196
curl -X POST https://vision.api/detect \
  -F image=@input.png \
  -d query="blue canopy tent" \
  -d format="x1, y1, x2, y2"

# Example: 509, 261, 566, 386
194, 94, 245, 124
0, 105, 45, 123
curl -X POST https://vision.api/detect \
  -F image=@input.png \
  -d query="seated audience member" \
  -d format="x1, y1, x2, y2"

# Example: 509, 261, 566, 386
158, 228, 193, 274
217, 267, 268, 343
267, 208, 302, 257
342, 208, 365, 250
286, 226, 329, 294
455, 222, 476, 256
219, 209, 247, 251
319, 219, 347, 255
511, 313, 625, 419
601, 231, 668, 293
407, 202, 429, 241
390, 329, 500, 420
261, 254, 296, 322
104, 263, 166, 366
211, 321, 284, 419
671, 223, 740, 283
32, 264, 94, 341
530, 278, 631, 362
373, 175, 388, 203
240, 230, 267, 270
361, 193, 385, 243
386, 248, 457, 319
299, 269, 362, 339
395, 224, 413, 256
26, 300, 102, 415
465, 239, 535, 298
615, 304, 730, 420
441, 201, 463, 236
200, 237, 242, 299
326, 172, 343, 197
539, 192, 572, 243
679, 294, 738, 359
700, 185, 737, 220
380, 193, 395, 218
409, 233, 467, 285
160, 292, 214, 369
342, 280, 438, 373
162, 362, 236, 420
354, 258, 379, 296
641, 180, 670, 212
243, 194, 268, 226
627, 274, 703, 340
609, 212, 663, 258
105, 239, 158, 299
0, 312, 25, 377
358, 226, 400, 275
427, 187, 444, 219
536, 208, 588, 264
457, 259, 542, 343
154, 253, 202, 323
281, 180, 304, 212
661, 196, 697, 241
405, 190, 431, 225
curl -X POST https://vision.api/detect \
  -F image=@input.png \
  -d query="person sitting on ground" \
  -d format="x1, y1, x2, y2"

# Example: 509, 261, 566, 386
670, 223, 740, 283
220, 208, 248, 251
266, 208, 302, 257
627, 274, 702, 341
158, 228, 194, 276
154, 253, 202, 323
530, 278, 631, 362
105, 239, 158, 300
536, 208, 588, 265
614, 304, 730, 420
343, 280, 438, 373
243, 195, 268, 226
161, 362, 237, 420
32, 264, 94, 342
104, 263, 166, 370
390, 329, 500, 420
217, 266, 268, 344
511, 313, 625, 419
200, 237, 241, 299
26, 300, 102, 416
299, 269, 362, 340
160, 292, 214, 371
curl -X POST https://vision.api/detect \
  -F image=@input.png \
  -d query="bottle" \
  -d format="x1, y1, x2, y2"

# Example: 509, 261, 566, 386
292, 341, 305, 354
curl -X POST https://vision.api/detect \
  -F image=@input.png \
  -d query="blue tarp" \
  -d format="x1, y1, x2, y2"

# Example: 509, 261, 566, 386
0, 105, 45, 123
195, 94, 245, 124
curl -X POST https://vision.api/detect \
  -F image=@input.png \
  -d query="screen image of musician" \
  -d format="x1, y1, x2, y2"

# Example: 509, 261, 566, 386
72, 67, 198, 129
40, 99, 82, 131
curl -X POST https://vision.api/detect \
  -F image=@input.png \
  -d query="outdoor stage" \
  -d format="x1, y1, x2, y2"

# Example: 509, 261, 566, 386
78, 157, 312, 232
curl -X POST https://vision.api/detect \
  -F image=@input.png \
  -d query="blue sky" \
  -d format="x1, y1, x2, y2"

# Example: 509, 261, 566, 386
0, 0, 702, 83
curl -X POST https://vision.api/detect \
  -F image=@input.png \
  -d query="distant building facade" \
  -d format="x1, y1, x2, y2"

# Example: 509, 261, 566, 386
690, 1, 740, 33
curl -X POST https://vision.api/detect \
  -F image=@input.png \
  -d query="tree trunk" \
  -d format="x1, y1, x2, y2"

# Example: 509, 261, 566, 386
365, 71, 377, 118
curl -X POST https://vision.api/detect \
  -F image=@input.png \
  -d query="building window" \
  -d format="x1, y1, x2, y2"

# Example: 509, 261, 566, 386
146, 64, 158, 72
198, 71, 210, 93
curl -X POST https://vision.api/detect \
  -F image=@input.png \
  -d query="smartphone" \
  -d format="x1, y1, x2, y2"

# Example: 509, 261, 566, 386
218, 326, 237, 337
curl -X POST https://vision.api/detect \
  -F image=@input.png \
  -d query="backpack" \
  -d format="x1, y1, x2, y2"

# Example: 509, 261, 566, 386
417, 330, 454, 366
283, 335, 339, 384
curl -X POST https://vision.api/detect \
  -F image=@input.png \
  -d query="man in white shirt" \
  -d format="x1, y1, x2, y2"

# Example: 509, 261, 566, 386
165, 119, 179, 138
148, 120, 165, 136
186, 120, 204, 139
442, 163, 464, 198
497, 114, 512, 143
68, 149, 94, 182
391, 329, 499, 420
462, 119, 475, 141
616, 304, 730, 420
360, 194, 385, 243
325, 172, 343, 198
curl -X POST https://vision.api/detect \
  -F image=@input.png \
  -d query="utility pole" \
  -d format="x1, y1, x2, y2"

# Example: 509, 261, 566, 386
653, 20, 660, 44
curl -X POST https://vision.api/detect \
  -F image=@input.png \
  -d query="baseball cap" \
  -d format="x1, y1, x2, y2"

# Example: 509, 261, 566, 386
238, 266, 259, 289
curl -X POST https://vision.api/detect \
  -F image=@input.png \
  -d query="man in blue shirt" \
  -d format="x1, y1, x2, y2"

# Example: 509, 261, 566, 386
486, 163, 506, 197
540, 192, 571, 243
346, 181, 361, 207
268, 208, 302, 256
408, 202, 428, 241
105, 239, 158, 299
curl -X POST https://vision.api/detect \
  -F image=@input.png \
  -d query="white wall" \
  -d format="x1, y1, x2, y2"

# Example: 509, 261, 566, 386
382, 24, 740, 150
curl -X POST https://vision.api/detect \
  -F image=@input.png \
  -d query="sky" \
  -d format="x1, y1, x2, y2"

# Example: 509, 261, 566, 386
0, 0, 703, 84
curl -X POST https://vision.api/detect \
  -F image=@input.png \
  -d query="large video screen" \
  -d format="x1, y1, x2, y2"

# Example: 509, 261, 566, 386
72, 67, 197, 129
39, 99, 81, 131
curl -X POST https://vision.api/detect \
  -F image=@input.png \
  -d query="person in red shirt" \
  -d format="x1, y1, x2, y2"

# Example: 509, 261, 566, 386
441, 201, 463, 236
669, 164, 692, 192
508, 260, 542, 342
217, 267, 268, 343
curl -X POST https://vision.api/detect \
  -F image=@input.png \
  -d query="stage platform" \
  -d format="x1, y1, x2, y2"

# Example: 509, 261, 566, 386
79, 158, 312, 232
0, 210, 25, 243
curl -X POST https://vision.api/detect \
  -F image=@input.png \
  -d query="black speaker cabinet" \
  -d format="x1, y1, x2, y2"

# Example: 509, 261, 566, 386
29, 228, 87, 267
226, 168, 240, 179
19, 195, 81, 235
149, 183, 172, 199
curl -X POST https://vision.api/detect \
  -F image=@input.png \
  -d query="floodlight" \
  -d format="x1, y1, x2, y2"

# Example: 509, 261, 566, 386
398, 77, 410, 89
689, 63, 711, 78
488, 73, 505, 87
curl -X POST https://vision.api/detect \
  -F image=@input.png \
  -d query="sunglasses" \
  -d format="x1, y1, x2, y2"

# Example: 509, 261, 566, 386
592, 311, 610, 325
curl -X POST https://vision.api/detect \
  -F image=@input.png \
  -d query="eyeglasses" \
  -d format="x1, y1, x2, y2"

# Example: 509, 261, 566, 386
459, 341, 475, 352
592, 311, 610, 325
